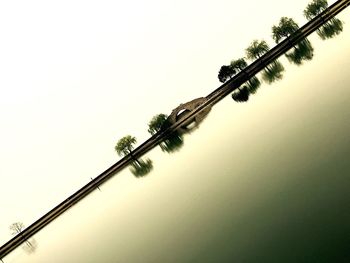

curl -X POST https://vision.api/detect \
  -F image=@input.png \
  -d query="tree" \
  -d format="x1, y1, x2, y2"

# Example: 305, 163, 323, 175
230, 58, 248, 71
8, 222, 37, 254
246, 40, 270, 60
304, 0, 328, 20
272, 17, 299, 43
218, 65, 236, 83
115, 135, 153, 177
9, 222, 25, 235
231, 58, 261, 94
246, 40, 284, 83
148, 114, 169, 135
272, 17, 314, 65
115, 135, 137, 157
304, 0, 343, 39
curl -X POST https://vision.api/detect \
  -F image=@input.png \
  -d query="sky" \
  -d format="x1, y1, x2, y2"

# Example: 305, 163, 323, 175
0, 0, 349, 261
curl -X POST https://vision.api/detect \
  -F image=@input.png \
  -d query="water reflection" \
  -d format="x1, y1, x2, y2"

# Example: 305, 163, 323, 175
246, 40, 285, 83
130, 158, 153, 178
272, 17, 314, 65
261, 60, 285, 83
231, 58, 261, 94
317, 18, 343, 40
285, 39, 314, 65
304, 0, 344, 40
9, 223, 38, 255
231, 86, 250, 102
148, 113, 184, 153
159, 132, 184, 153
115, 135, 153, 178
22, 239, 37, 254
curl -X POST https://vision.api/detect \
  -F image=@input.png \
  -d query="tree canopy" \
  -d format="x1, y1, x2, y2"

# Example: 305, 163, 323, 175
272, 17, 299, 43
115, 135, 137, 157
304, 0, 328, 20
148, 114, 169, 135
230, 58, 248, 71
218, 65, 236, 83
246, 40, 270, 60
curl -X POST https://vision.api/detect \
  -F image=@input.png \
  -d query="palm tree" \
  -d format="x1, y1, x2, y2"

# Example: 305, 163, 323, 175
246, 40, 270, 60
218, 65, 236, 83
272, 17, 314, 65
148, 113, 169, 135
231, 58, 261, 94
304, 0, 343, 39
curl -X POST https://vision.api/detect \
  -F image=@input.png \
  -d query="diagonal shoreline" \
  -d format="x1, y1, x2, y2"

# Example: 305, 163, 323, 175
1, 0, 349, 259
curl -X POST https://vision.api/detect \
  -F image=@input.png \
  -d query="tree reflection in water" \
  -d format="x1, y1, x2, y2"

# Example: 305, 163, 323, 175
261, 60, 285, 83
148, 114, 184, 153
317, 18, 343, 40
159, 131, 184, 153
304, 0, 344, 40
130, 158, 153, 178
232, 86, 250, 102
230, 58, 261, 103
285, 38, 314, 65
115, 135, 153, 178
22, 238, 38, 254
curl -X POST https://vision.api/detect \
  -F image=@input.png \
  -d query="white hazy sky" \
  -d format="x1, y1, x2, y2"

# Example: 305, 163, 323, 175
0, 0, 348, 248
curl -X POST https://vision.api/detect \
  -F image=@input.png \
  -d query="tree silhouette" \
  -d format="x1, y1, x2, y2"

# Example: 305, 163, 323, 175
272, 17, 314, 65
231, 58, 261, 94
218, 65, 236, 83
246, 40, 284, 83
304, 0, 343, 39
